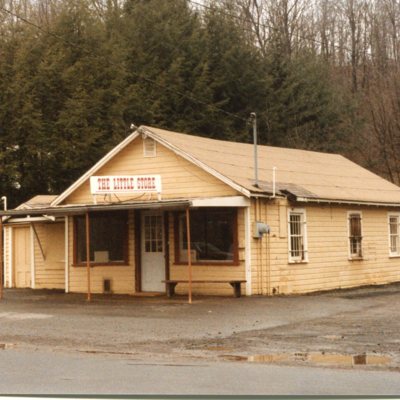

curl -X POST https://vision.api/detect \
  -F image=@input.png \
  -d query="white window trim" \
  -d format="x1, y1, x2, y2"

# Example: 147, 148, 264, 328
287, 208, 308, 263
388, 212, 400, 257
347, 211, 363, 260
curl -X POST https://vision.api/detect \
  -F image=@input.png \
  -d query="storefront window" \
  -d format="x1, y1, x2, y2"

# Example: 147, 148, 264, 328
74, 211, 128, 265
176, 209, 237, 264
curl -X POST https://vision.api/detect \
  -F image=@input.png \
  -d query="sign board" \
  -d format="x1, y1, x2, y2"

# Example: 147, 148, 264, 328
90, 175, 162, 195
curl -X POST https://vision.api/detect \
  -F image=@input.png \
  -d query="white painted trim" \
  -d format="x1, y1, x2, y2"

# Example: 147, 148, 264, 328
191, 196, 250, 208
141, 127, 251, 198
287, 208, 308, 263
244, 206, 252, 295
30, 225, 35, 289
7, 216, 56, 224
52, 131, 140, 206
65, 216, 69, 293
388, 212, 400, 257
347, 210, 363, 260
9, 226, 13, 288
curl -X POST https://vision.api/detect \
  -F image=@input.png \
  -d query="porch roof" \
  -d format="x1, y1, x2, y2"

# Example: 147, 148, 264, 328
1, 199, 192, 217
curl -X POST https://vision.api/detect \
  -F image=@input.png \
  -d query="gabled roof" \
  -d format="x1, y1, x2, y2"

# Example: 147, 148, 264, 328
51, 125, 400, 207
141, 126, 400, 206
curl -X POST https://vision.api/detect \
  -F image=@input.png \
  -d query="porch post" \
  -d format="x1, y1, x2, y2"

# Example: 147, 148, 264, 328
85, 212, 91, 302
185, 208, 192, 304
0, 216, 3, 300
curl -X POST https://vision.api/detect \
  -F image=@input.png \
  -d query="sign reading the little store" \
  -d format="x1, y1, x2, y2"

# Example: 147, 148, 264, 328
90, 175, 162, 194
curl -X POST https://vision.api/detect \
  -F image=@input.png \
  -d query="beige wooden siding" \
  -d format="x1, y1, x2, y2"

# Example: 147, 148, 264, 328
33, 223, 65, 290
168, 209, 246, 296
63, 136, 238, 205
251, 200, 400, 295
68, 211, 135, 294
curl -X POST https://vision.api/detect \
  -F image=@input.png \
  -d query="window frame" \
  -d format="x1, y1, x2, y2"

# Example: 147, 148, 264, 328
347, 211, 363, 260
287, 208, 308, 263
73, 211, 129, 267
388, 212, 400, 257
174, 208, 239, 266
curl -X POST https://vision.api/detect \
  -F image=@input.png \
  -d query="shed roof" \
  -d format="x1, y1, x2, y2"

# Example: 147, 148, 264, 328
16, 195, 58, 210
141, 126, 400, 205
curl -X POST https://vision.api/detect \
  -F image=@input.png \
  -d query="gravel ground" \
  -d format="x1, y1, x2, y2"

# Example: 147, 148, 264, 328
0, 284, 400, 370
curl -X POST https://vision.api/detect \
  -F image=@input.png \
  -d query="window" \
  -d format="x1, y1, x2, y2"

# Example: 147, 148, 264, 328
288, 209, 308, 262
388, 214, 400, 256
143, 137, 156, 157
348, 212, 362, 259
144, 214, 163, 253
175, 208, 237, 264
74, 211, 128, 265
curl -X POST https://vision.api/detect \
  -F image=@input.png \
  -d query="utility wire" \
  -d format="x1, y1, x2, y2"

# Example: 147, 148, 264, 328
0, 4, 247, 124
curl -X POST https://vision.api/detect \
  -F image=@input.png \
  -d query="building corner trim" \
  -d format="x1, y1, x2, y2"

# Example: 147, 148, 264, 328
244, 206, 252, 295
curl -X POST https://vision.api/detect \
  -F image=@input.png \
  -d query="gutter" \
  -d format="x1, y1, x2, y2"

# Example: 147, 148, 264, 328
294, 196, 400, 208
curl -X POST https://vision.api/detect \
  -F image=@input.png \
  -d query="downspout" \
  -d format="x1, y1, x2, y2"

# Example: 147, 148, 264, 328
65, 216, 69, 293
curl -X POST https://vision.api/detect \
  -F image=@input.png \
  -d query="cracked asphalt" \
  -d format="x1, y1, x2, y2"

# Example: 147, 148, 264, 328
0, 284, 400, 371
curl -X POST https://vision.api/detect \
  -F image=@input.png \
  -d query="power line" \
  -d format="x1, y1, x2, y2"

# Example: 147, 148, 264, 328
0, 4, 247, 124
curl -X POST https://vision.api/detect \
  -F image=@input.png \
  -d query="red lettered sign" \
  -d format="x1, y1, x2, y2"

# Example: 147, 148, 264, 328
90, 175, 162, 194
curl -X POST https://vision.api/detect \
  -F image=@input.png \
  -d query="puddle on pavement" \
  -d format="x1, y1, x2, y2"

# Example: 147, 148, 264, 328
0, 343, 15, 350
0, 312, 52, 320
205, 346, 234, 352
220, 352, 391, 366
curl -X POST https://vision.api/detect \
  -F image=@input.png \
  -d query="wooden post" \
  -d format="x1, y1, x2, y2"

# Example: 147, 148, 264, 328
0, 216, 3, 300
186, 208, 192, 304
85, 212, 91, 302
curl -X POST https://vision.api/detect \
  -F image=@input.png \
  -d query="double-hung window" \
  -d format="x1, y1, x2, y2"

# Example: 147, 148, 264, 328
388, 214, 400, 256
288, 209, 308, 262
348, 212, 362, 259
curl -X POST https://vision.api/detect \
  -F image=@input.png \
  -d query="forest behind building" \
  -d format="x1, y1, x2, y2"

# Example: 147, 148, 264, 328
0, 0, 399, 206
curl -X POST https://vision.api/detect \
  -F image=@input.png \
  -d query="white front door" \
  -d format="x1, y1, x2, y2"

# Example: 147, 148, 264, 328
141, 212, 165, 292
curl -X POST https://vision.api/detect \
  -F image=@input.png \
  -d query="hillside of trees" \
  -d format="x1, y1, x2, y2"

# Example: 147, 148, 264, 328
0, 0, 399, 207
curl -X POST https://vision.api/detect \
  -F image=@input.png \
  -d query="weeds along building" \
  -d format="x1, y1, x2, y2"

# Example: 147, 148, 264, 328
2, 125, 400, 297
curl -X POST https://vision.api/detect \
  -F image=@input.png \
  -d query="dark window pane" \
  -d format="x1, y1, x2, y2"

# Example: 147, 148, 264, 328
75, 212, 127, 264
179, 209, 235, 262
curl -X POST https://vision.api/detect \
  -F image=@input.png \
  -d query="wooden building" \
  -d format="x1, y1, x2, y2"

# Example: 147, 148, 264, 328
2, 125, 400, 297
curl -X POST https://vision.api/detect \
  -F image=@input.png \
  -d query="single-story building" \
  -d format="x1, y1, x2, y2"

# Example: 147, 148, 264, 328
1, 125, 400, 298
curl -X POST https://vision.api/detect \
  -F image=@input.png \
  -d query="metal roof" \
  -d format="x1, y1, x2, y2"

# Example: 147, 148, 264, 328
1, 200, 191, 217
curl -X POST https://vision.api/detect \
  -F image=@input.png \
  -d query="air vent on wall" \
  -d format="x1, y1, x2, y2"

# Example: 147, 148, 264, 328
143, 137, 156, 157
103, 279, 112, 294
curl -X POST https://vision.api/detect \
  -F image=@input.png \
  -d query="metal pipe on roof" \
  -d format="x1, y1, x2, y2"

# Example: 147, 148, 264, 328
250, 113, 259, 188
272, 167, 277, 198
1, 196, 7, 211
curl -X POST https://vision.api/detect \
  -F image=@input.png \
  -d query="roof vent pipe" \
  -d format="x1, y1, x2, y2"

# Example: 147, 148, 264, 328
272, 167, 277, 197
1, 196, 7, 211
250, 112, 258, 188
